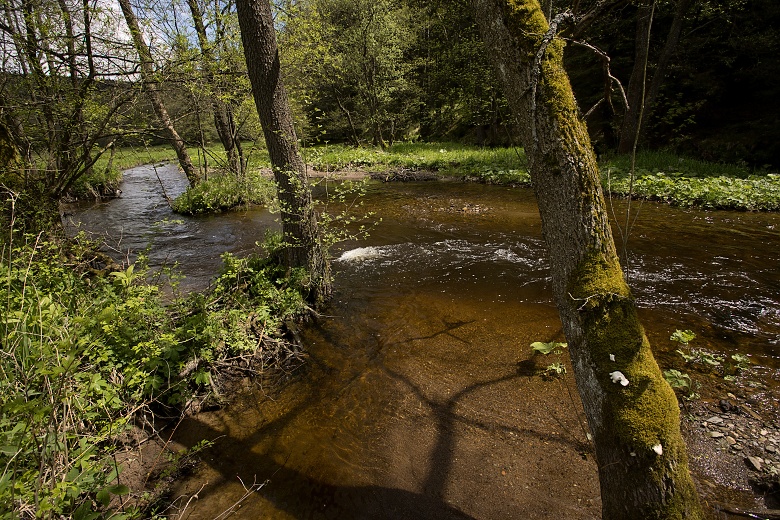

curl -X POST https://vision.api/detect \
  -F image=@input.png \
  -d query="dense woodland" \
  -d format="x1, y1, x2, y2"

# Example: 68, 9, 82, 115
1, 0, 779, 221
1, 0, 779, 518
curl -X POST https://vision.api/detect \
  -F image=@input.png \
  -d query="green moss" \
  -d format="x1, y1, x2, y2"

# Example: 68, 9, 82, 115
568, 252, 683, 453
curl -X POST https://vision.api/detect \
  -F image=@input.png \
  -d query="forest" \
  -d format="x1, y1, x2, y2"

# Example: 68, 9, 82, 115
1, 0, 779, 518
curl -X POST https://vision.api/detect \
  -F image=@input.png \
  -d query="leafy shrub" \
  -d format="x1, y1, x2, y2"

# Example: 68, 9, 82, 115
0, 233, 309, 518
172, 170, 275, 215
0, 237, 171, 518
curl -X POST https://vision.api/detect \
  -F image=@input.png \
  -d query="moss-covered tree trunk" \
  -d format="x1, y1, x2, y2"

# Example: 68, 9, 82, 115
470, 1, 703, 518
235, 0, 331, 307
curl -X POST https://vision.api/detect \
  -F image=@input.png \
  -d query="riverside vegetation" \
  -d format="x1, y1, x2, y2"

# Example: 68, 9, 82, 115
0, 228, 310, 518
79, 143, 780, 214
156, 142, 780, 214
2, 140, 777, 518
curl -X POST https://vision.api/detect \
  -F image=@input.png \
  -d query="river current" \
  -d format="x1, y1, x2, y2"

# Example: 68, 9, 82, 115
66, 164, 780, 518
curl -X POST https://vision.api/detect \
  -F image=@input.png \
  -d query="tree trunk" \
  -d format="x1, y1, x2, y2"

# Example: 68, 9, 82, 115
117, 0, 199, 185
617, 0, 655, 154
235, 0, 331, 307
470, 1, 703, 518
639, 0, 694, 143
185, 0, 243, 175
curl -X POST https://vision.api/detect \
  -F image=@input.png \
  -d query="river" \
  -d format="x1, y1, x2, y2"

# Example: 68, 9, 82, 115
67, 164, 780, 518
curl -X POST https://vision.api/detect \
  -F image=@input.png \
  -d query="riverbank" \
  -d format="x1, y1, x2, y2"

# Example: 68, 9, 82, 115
6, 160, 777, 518
0, 229, 312, 518
80, 142, 780, 212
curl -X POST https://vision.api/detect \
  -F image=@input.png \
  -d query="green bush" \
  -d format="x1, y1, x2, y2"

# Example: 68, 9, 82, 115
0, 233, 309, 518
1, 237, 170, 518
172, 170, 276, 215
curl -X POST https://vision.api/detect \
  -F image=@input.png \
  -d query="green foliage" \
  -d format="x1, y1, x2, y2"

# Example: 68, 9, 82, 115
601, 153, 780, 210
530, 341, 567, 379
279, 0, 418, 145
176, 248, 308, 363
0, 236, 169, 518
303, 142, 527, 178
171, 170, 276, 214
663, 369, 698, 401
669, 329, 754, 386
0, 230, 309, 518
530, 341, 567, 355
313, 176, 381, 252
670, 329, 696, 346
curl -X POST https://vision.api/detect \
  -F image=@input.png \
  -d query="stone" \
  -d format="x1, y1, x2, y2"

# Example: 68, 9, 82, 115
746, 456, 763, 472
766, 445, 777, 454
707, 416, 724, 425
708, 431, 725, 438
726, 436, 737, 445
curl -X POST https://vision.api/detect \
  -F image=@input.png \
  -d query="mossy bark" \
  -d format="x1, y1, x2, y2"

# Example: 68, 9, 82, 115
470, 1, 703, 517
236, 0, 332, 308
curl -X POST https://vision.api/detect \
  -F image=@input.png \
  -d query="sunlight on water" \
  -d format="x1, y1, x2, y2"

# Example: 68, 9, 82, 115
336, 246, 384, 262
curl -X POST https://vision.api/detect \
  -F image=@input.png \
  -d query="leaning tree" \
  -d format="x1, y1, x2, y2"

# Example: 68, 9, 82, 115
235, 0, 331, 307
470, 1, 703, 518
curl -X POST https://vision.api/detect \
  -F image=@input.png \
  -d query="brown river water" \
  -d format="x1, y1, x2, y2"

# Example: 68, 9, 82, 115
66, 164, 780, 519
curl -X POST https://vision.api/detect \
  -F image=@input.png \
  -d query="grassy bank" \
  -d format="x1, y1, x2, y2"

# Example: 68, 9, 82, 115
79, 142, 780, 212
305, 144, 780, 211
0, 231, 309, 518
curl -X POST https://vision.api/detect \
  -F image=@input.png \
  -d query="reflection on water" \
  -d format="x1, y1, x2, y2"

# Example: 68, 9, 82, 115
67, 169, 780, 518
63, 164, 280, 289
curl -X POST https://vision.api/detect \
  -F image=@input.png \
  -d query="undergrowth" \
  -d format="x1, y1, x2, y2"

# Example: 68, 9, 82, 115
0, 230, 308, 519
172, 170, 276, 215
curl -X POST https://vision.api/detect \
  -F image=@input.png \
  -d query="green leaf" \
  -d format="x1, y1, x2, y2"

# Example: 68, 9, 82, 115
531, 341, 567, 355
670, 329, 695, 345
104, 484, 130, 496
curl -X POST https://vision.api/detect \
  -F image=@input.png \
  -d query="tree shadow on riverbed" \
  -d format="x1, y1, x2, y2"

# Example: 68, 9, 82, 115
169, 414, 476, 520
167, 320, 594, 519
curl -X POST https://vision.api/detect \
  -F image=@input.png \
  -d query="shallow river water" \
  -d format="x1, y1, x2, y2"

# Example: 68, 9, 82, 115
68, 165, 780, 518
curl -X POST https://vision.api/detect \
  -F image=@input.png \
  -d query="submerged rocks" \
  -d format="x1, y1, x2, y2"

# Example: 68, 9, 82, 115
695, 398, 780, 480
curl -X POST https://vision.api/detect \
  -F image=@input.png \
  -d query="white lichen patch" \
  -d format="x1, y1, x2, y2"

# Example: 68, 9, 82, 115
652, 443, 663, 456
609, 371, 630, 386
609, 354, 615, 362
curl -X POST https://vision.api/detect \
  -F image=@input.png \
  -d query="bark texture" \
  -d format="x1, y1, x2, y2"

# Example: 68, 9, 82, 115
117, 0, 199, 185
470, 1, 703, 518
235, 0, 331, 306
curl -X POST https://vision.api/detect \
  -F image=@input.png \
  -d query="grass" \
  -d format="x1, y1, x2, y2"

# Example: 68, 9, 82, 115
81, 142, 780, 211
600, 151, 780, 210
600, 151, 756, 179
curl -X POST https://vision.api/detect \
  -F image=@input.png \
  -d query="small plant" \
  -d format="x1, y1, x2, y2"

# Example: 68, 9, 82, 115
670, 329, 695, 346
724, 353, 753, 379
663, 369, 698, 401
530, 341, 568, 379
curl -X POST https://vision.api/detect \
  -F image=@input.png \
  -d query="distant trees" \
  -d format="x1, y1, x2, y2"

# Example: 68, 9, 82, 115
279, 0, 417, 147
117, 0, 199, 185
0, 0, 138, 230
